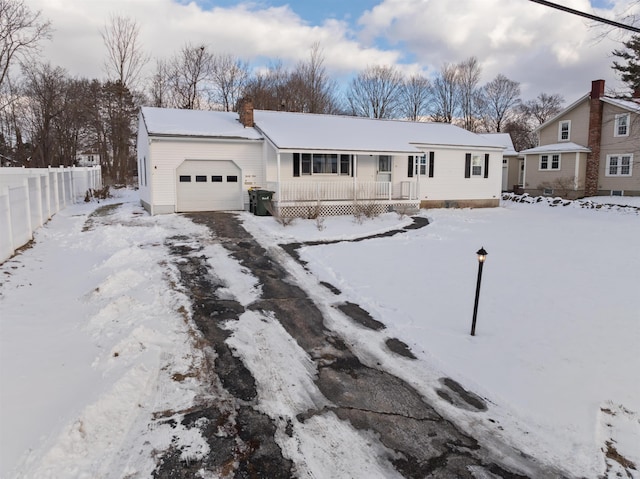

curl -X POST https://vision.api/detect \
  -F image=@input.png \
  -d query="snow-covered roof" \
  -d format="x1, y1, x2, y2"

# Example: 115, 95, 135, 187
478, 133, 518, 156
253, 110, 504, 153
601, 96, 640, 113
140, 107, 262, 140
520, 142, 590, 155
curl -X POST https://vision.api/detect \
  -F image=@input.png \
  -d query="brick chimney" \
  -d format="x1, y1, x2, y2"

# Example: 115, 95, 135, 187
238, 97, 254, 128
633, 88, 640, 99
584, 80, 605, 197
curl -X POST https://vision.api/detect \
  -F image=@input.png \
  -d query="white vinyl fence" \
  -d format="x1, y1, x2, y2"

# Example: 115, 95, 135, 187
0, 166, 102, 263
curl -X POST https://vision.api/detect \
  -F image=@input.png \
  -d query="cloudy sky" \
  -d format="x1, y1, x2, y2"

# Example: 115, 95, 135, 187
28, 0, 640, 103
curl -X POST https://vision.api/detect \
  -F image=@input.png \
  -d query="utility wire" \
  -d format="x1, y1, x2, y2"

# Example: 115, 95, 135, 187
528, 0, 640, 33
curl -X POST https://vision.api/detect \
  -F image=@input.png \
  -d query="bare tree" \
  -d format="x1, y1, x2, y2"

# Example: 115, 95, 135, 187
244, 61, 290, 111
210, 53, 248, 111
149, 58, 171, 108
401, 74, 431, 121
166, 43, 213, 109
347, 65, 404, 119
457, 57, 483, 131
289, 43, 338, 114
0, 0, 51, 89
520, 92, 564, 125
482, 74, 521, 132
101, 14, 149, 90
430, 62, 458, 123
503, 115, 537, 151
21, 62, 67, 167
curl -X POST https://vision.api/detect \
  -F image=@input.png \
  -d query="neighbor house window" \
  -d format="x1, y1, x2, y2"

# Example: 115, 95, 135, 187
559, 120, 570, 141
614, 114, 629, 137
606, 154, 633, 176
540, 154, 561, 170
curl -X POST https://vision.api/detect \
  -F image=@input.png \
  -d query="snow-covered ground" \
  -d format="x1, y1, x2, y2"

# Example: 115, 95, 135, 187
0, 190, 638, 478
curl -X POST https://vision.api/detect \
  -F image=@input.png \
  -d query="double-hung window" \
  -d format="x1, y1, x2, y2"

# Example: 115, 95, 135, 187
558, 120, 570, 141
471, 155, 483, 176
408, 154, 433, 177
614, 114, 629, 137
540, 154, 560, 170
606, 154, 633, 176
464, 153, 489, 178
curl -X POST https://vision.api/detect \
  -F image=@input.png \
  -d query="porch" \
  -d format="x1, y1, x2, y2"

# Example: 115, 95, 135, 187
265, 180, 420, 217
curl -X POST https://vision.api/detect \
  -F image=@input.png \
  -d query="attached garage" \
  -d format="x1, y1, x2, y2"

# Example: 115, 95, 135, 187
176, 160, 243, 212
137, 107, 265, 215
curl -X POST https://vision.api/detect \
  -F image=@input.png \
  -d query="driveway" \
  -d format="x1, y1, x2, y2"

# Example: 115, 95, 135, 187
153, 211, 569, 478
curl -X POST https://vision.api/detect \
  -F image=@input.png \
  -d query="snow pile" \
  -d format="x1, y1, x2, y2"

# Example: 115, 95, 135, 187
0, 190, 211, 478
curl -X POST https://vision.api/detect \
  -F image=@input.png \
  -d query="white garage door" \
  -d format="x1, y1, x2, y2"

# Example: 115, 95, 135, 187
176, 160, 242, 212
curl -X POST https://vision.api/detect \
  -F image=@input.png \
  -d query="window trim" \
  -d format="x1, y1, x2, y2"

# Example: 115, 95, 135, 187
614, 113, 630, 137
409, 155, 429, 177
558, 120, 571, 141
605, 154, 633, 177
294, 152, 348, 176
539, 153, 561, 171
465, 153, 487, 178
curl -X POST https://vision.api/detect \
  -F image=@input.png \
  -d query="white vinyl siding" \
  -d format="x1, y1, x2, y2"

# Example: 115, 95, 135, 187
148, 138, 264, 213
417, 149, 501, 200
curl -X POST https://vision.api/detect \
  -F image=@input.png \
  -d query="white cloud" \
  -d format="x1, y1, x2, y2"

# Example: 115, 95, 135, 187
28, 0, 402, 84
356, 0, 636, 99
25, 0, 638, 102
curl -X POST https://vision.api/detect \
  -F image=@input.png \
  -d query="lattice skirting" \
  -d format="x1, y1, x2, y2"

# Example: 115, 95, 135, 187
275, 201, 419, 218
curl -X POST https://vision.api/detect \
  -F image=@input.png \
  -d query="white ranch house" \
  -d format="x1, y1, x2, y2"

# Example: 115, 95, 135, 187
136, 101, 505, 215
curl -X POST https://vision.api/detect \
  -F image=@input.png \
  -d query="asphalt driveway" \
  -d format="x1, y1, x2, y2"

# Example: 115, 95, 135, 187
153, 211, 569, 479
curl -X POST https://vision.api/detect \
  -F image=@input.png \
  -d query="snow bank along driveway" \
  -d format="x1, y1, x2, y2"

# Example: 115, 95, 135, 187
1, 189, 638, 478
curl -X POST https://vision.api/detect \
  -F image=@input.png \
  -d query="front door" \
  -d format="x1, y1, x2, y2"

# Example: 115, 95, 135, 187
376, 155, 392, 182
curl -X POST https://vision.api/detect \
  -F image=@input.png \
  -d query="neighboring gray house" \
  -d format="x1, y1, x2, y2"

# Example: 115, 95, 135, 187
520, 79, 640, 198
136, 100, 505, 215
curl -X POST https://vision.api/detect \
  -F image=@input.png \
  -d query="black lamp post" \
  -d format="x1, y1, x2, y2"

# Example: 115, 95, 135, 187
470, 247, 487, 336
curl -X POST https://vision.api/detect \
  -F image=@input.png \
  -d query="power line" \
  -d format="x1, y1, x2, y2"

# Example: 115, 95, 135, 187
528, 0, 640, 33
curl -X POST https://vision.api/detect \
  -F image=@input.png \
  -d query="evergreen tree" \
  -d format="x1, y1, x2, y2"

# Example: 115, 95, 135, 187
612, 35, 640, 93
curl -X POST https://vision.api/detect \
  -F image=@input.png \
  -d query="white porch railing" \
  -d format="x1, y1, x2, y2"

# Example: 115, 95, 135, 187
266, 181, 417, 203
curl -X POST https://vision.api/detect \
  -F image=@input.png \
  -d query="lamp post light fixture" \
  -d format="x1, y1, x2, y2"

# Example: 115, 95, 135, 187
470, 247, 488, 336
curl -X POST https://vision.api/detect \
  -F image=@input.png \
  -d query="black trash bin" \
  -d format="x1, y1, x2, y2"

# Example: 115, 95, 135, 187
248, 188, 258, 214
255, 190, 274, 216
